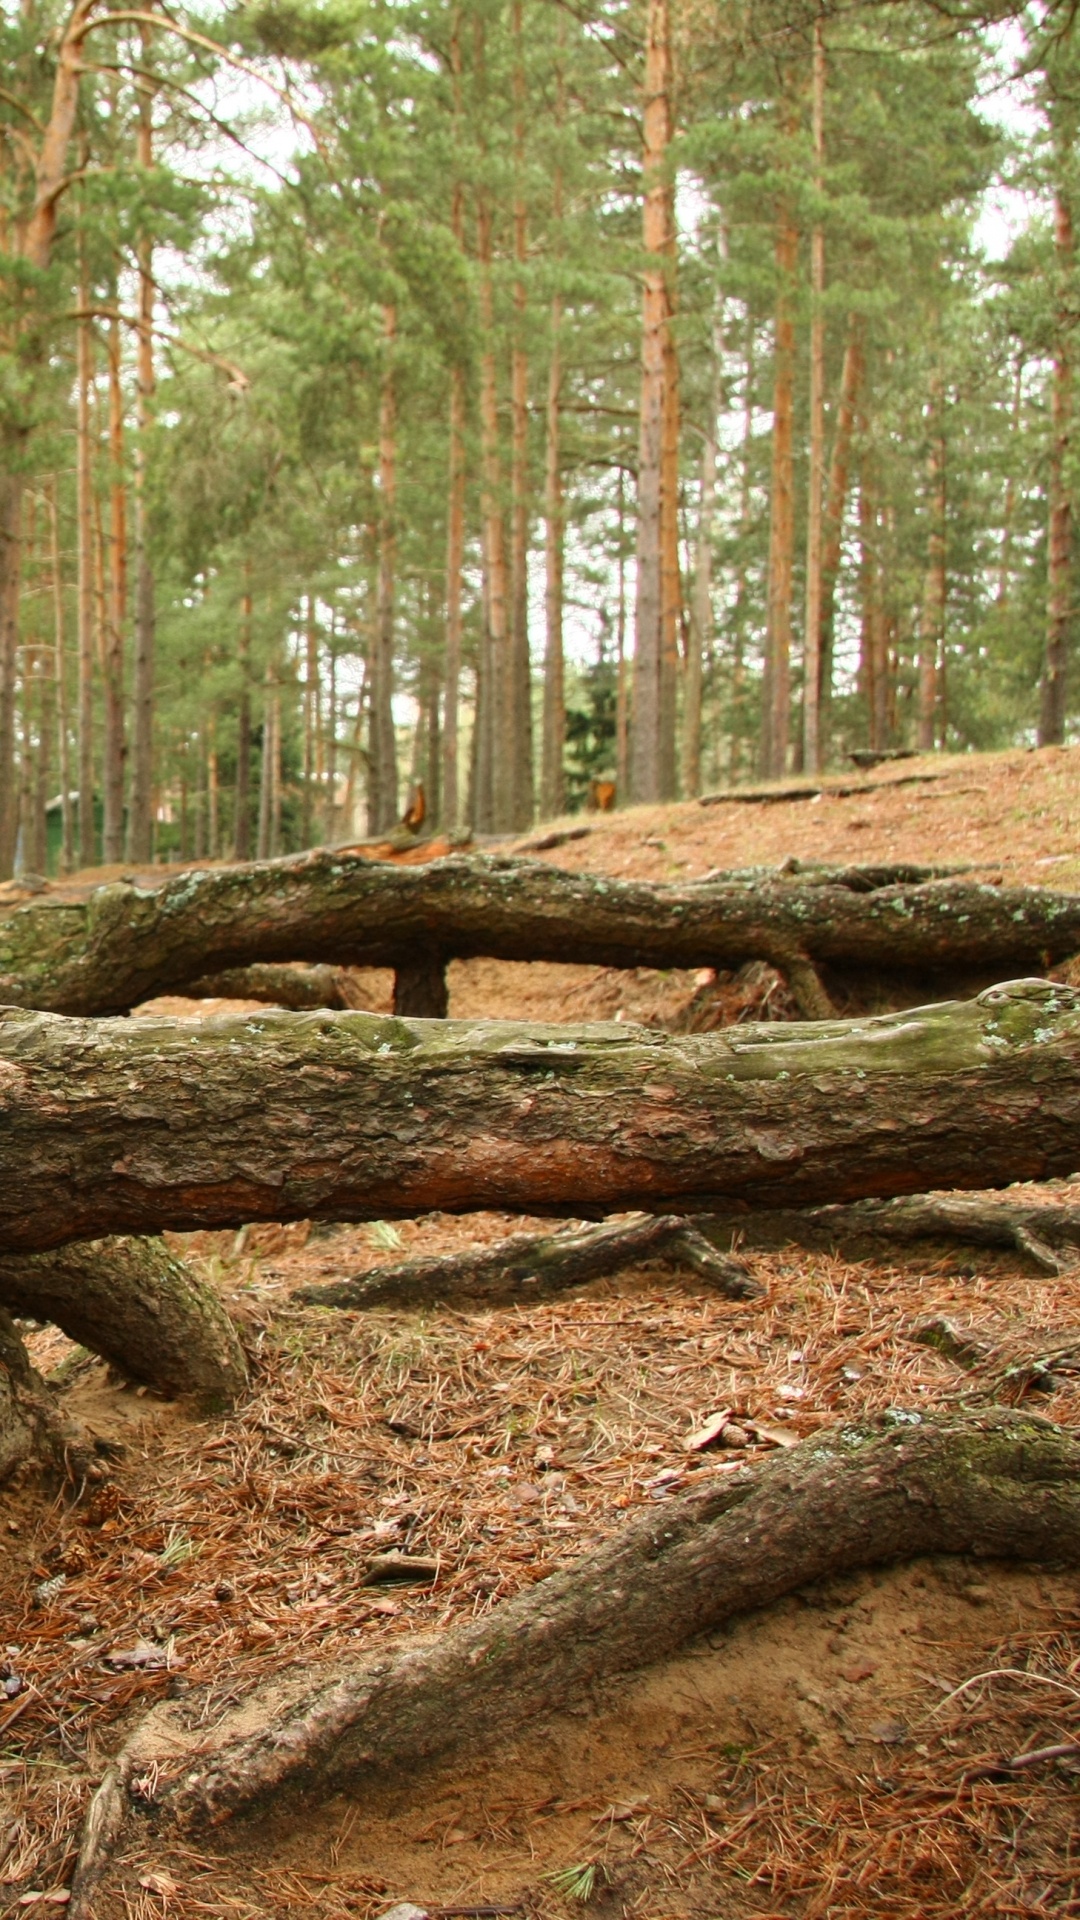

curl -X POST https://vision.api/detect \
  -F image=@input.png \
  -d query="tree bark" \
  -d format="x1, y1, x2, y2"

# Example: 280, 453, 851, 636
127, 28, 156, 863
476, 185, 509, 834
802, 10, 826, 776
631, 0, 675, 804
1040, 167, 1074, 745
2, 981, 1080, 1249
761, 146, 798, 781
369, 304, 400, 834
234, 567, 253, 859
299, 1212, 758, 1311
0, 1236, 248, 1410
71, 1407, 1080, 1874
819, 315, 863, 726
103, 306, 126, 864
444, 361, 466, 835
509, 0, 533, 832
686, 312, 721, 798
76, 253, 95, 871
918, 368, 946, 753
2, 853, 1080, 1016
46, 477, 74, 872
0, 475, 22, 882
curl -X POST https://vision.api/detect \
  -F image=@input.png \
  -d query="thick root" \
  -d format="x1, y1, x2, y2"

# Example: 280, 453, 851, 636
298, 1211, 760, 1310
0, 1237, 249, 1412
70, 1406, 1080, 1909
698, 1190, 1080, 1275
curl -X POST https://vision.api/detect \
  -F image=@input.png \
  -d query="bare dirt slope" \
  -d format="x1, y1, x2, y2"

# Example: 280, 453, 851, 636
3, 744, 1080, 1920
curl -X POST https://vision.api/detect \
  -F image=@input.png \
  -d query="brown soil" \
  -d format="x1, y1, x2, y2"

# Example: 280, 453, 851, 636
3, 745, 1080, 1919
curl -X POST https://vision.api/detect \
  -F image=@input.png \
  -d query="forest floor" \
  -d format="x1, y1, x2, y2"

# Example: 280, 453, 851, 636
3, 742, 1080, 1920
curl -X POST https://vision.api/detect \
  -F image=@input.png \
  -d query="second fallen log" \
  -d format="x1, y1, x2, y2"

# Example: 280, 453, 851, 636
1, 980, 1080, 1252
4, 851, 1080, 1017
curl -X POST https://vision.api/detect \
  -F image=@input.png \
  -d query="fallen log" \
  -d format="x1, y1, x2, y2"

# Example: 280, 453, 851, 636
697, 1192, 1080, 1276
297, 1213, 760, 1311
0, 1238, 249, 1410
2, 849, 1080, 1020
70, 1407, 1080, 1896
2, 980, 1080, 1252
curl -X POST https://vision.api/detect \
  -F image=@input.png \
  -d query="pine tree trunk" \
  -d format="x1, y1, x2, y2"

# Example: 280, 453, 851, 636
659, 188, 681, 801
207, 713, 219, 859
819, 315, 863, 718
45, 477, 74, 872
234, 569, 252, 859
917, 371, 946, 753
443, 359, 466, 833
370, 303, 400, 834
998, 358, 1022, 608
478, 225, 510, 831
858, 461, 885, 750
730, 316, 755, 780
541, 288, 565, 819
35, 655, 53, 877
509, 0, 533, 830
802, 11, 827, 775
685, 318, 721, 798
103, 307, 126, 863
615, 469, 629, 796
256, 667, 274, 861
302, 596, 316, 846
761, 169, 798, 782
631, 0, 674, 803
76, 261, 95, 870
128, 29, 156, 864
1040, 172, 1074, 746
0, 472, 22, 881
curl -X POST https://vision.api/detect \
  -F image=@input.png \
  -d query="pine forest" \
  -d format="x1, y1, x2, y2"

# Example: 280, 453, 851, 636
4, 0, 1080, 867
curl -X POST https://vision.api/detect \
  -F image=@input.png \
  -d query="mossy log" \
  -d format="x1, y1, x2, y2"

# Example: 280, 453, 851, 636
2, 851, 1080, 1020
1, 981, 1080, 1252
298, 1212, 759, 1311
0, 1237, 248, 1410
70, 1407, 1080, 1898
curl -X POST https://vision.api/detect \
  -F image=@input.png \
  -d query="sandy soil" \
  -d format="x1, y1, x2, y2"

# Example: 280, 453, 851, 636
2, 744, 1080, 1919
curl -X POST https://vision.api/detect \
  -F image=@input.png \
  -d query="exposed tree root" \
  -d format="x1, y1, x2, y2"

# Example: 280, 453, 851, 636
69, 1408, 1080, 1913
698, 1191, 1080, 1276
0, 1238, 249, 1411
0, 1309, 102, 1487
297, 1212, 760, 1312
